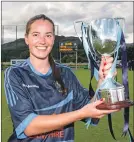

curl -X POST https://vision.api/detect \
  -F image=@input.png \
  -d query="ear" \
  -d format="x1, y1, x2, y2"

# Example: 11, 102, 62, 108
25, 34, 29, 45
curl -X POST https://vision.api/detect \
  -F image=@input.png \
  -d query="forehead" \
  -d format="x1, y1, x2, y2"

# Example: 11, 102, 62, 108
30, 19, 53, 32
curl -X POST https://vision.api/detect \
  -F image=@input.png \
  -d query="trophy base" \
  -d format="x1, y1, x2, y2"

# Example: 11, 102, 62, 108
96, 100, 134, 110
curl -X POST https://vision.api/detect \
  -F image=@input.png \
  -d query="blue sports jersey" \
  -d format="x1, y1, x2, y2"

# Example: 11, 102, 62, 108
4, 58, 96, 142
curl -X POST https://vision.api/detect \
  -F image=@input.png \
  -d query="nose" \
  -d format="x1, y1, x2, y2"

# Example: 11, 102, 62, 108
39, 36, 46, 45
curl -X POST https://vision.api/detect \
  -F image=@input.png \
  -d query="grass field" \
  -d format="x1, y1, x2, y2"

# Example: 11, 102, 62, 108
1, 69, 134, 142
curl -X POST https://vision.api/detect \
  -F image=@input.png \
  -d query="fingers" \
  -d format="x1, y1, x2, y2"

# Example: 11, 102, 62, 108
101, 109, 121, 115
103, 63, 112, 70
99, 57, 105, 80
96, 109, 120, 118
103, 56, 113, 71
93, 98, 105, 106
103, 68, 117, 77
83, 98, 121, 119
99, 56, 113, 79
97, 114, 105, 118
94, 98, 121, 116
101, 56, 116, 78
103, 56, 113, 63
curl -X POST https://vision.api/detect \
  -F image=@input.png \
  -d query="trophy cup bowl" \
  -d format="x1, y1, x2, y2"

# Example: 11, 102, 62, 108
88, 18, 134, 110
89, 18, 117, 55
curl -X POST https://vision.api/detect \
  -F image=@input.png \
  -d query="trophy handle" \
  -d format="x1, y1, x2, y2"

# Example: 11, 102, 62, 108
88, 21, 98, 57
73, 20, 83, 42
114, 17, 125, 35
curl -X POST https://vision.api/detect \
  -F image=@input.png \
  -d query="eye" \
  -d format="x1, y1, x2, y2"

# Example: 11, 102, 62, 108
47, 35, 51, 37
33, 33, 39, 37
46, 34, 52, 38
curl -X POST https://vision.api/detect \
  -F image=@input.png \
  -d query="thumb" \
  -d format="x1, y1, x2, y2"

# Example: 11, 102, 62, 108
93, 98, 105, 106
99, 57, 105, 70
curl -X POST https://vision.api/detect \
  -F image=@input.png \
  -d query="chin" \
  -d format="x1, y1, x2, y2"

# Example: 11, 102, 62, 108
30, 51, 51, 60
36, 56, 48, 60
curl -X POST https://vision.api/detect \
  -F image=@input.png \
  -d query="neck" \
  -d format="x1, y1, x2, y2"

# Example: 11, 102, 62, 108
29, 55, 50, 74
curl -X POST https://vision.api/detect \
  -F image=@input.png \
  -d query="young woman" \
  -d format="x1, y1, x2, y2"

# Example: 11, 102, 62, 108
4, 14, 120, 142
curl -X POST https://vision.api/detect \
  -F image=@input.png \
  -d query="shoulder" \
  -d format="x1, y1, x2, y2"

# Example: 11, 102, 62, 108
55, 62, 71, 69
55, 62, 76, 78
4, 60, 28, 78
56, 62, 74, 73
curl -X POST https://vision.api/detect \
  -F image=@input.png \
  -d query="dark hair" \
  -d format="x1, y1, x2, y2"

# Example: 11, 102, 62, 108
49, 54, 67, 95
26, 14, 67, 95
25, 14, 55, 36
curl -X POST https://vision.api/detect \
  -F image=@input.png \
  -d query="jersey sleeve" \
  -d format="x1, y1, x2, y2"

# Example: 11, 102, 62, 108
67, 69, 99, 126
4, 67, 38, 139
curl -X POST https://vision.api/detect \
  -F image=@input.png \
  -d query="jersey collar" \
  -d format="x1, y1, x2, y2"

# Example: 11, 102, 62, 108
26, 58, 52, 77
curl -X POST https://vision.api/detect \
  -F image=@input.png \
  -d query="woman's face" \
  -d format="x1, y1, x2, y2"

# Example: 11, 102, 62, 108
25, 19, 55, 60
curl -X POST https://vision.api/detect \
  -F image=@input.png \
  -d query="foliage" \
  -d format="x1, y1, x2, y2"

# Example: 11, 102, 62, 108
1, 38, 134, 62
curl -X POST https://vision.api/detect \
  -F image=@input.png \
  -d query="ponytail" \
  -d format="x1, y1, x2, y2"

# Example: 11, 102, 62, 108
49, 54, 67, 95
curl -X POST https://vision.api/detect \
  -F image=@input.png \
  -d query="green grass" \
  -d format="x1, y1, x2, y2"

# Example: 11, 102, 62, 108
2, 71, 13, 142
1, 69, 134, 142
74, 69, 134, 142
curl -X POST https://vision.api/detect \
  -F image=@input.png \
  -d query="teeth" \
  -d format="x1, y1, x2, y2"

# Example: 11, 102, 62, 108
36, 46, 47, 50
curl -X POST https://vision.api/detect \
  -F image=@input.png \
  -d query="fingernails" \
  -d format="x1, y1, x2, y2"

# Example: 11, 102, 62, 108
104, 62, 107, 66
100, 98, 103, 101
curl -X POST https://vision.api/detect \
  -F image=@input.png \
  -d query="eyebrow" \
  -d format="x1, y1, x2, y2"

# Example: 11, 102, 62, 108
45, 32, 53, 34
31, 32, 53, 34
31, 32, 39, 34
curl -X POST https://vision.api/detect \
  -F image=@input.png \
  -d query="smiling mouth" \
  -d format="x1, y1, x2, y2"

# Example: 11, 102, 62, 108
36, 46, 47, 50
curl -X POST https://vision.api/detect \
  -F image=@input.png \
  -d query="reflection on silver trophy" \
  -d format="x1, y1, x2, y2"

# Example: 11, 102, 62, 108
90, 18, 125, 108
74, 18, 134, 109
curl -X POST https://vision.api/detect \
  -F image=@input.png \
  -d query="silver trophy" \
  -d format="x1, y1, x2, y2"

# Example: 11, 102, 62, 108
74, 18, 134, 109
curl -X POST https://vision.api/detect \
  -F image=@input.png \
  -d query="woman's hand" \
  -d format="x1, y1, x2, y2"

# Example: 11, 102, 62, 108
79, 99, 120, 119
98, 56, 117, 86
